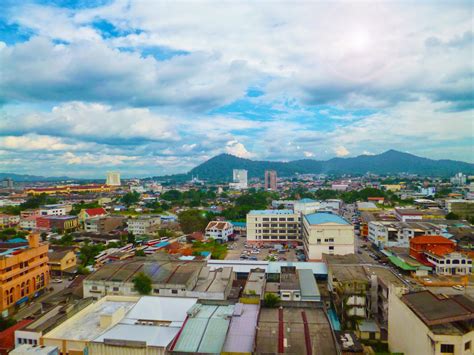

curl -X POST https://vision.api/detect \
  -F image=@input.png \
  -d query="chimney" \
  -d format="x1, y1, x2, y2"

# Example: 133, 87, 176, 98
28, 233, 40, 248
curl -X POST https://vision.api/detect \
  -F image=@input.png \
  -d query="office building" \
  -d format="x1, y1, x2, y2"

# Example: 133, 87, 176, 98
2, 178, 13, 190
230, 169, 248, 189
127, 215, 161, 235
38, 204, 67, 216
246, 210, 300, 244
450, 172, 467, 186
84, 216, 125, 234
302, 212, 354, 261
0, 234, 50, 316
264, 170, 277, 190
106, 171, 121, 186
388, 290, 474, 355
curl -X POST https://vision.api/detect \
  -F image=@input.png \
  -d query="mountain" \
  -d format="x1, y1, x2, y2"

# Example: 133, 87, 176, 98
0, 173, 75, 182
185, 150, 474, 180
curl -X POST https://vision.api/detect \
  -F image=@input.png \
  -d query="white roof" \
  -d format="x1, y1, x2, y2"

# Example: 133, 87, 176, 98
92, 323, 180, 348
125, 296, 198, 322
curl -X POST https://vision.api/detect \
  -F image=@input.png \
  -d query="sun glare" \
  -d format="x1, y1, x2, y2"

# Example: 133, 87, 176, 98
349, 29, 371, 51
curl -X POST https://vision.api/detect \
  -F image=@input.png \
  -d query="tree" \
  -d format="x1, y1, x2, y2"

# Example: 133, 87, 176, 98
132, 272, 152, 295
121, 192, 141, 206
445, 212, 460, 220
264, 293, 280, 308
79, 241, 105, 266
178, 209, 210, 234
135, 249, 146, 257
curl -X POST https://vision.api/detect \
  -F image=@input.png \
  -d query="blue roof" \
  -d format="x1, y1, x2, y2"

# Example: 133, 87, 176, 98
7, 238, 27, 243
248, 209, 294, 215
304, 212, 349, 225
299, 198, 317, 203
229, 221, 246, 227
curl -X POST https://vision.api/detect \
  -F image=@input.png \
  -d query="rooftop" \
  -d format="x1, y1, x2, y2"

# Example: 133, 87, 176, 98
222, 304, 260, 353
402, 291, 474, 328
248, 209, 295, 215
304, 212, 350, 225
410, 235, 454, 245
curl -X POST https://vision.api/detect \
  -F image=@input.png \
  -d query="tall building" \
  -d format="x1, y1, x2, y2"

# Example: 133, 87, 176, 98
2, 178, 13, 189
230, 169, 248, 189
450, 172, 467, 186
246, 210, 300, 244
264, 170, 277, 190
0, 234, 50, 316
106, 171, 121, 186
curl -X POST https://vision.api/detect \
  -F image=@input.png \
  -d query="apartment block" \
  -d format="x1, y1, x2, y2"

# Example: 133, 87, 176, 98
35, 216, 78, 233
38, 204, 67, 216
126, 215, 161, 236
302, 212, 354, 261
246, 210, 300, 244
388, 290, 474, 355
264, 170, 277, 190
0, 234, 50, 316
84, 216, 124, 234
205, 221, 234, 242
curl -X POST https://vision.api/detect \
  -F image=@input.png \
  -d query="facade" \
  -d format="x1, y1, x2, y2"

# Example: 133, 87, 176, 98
19, 216, 38, 231
302, 212, 354, 261
230, 169, 248, 189
38, 205, 67, 216
395, 208, 424, 222
388, 290, 474, 355
264, 170, 277, 190
47, 249, 77, 276
127, 215, 161, 235
105, 171, 121, 186
84, 216, 124, 234
368, 221, 441, 248
0, 214, 20, 228
35, 216, 78, 233
0, 234, 50, 316
450, 172, 467, 186
10, 345, 58, 354
246, 210, 300, 244
24, 184, 112, 195
205, 221, 234, 242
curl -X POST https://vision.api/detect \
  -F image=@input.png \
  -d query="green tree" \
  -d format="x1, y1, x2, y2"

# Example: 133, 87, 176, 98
135, 249, 146, 257
445, 212, 460, 220
264, 293, 281, 308
0, 316, 16, 331
178, 209, 210, 234
132, 272, 152, 295
121, 192, 141, 206
79, 241, 105, 266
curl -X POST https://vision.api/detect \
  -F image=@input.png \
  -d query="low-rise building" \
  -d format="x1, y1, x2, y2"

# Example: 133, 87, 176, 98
84, 216, 124, 234
19, 216, 38, 231
395, 208, 424, 222
78, 207, 108, 223
368, 221, 443, 248
246, 210, 300, 245
0, 234, 50, 316
38, 204, 67, 217
388, 290, 474, 355
0, 214, 20, 228
36, 216, 78, 233
127, 215, 161, 236
302, 212, 354, 261
47, 248, 77, 277
10, 344, 59, 355
205, 221, 234, 242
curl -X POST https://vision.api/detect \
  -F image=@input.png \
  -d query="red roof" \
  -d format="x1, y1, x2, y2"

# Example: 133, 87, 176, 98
410, 235, 454, 245
426, 245, 455, 257
0, 319, 33, 353
85, 207, 107, 217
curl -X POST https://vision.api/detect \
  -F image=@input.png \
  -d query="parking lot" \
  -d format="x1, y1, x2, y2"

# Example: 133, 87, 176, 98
224, 235, 301, 262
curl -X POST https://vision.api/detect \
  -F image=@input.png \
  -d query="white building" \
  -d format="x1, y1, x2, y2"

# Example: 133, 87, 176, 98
106, 171, 121, 186
230, 169, 248, 189
302, 212, 354, 261
246, 210, 300, 244
450, 172, 467, 186
39, 204, 67, 216
368, 221, 440, 248
11, 345, 59, 355
127, 215, 161, 235
424, 251, 472, 276
395, 208, 424, 222
19, 216, 38, 230
205, 221, 234, 242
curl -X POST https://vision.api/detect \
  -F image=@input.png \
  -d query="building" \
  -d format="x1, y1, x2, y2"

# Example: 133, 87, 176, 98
35, 216, 79, 233
264, 170, 277, 190
10, 345, 58, 355
19, 216, 39, 231
230, 169, 248, 189
246, 210, 300, 245
451, 172, 467, 186
302, 212, 354, 261
205, 221, 234, 242
0, 234, 50, 316
0, 319, 33, 355
221, 303, 260, 354
410, 235, 472, 275
78, 207, 108, 223
40, 295, 198, 355
127, 215, 161, 236
0, 214, 20, 228
444, 199, 474, 219
84, 216, 125, 234
83, 255, 233, 300
24, 184, 113, 196
395, 208, 424, 222
388, 290, 474, 355
38, 205, 67, 217
47, 248, 77, 276
1, 178, 13, 190
368, 221, 443, 248
105, 171, 121, 186
279, 266, 321, 302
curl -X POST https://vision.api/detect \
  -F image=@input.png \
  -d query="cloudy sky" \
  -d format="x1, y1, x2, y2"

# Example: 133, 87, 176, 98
0, 0, 473, 177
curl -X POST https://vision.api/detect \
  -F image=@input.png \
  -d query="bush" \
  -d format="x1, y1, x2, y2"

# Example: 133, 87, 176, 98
132, 272, 152, 295
264, 293, 280, 308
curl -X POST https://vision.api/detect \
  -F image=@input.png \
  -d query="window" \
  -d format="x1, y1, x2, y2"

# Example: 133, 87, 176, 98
113, 287, 119, 292
329, 246, 334, 251
465, 341, 471, 351
440, 344, 454, 353
171, 289, 178, 294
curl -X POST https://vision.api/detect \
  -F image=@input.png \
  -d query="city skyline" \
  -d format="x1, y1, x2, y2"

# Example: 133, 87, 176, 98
0, 0, 473, 177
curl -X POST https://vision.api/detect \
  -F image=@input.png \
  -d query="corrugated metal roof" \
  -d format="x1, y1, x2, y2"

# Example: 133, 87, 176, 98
248, 209, 294, 215
298, 269, 321, 300
223, 304, 260, 353
304, 212, 350, 225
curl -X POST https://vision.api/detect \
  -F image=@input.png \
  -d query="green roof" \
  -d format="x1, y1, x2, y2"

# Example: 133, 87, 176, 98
388, 256, 418, 271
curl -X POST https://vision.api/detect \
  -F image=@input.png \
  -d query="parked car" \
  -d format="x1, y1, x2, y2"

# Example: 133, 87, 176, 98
52, 279, 63, 283
251, 250, 260, 254
452, 285, 465, 291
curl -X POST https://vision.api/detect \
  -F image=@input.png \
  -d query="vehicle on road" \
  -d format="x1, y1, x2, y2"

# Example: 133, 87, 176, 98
52, 279, 63, 283
452, 285, 465, 291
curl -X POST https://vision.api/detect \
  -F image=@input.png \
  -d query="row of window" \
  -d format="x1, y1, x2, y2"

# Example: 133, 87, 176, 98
255, 229, 299, 234
260, 217, 296, 222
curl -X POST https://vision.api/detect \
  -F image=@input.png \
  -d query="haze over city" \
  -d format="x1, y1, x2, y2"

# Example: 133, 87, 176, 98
0, 0, 473, 178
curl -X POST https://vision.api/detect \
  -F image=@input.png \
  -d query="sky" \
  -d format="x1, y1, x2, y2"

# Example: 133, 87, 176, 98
0, 0, 473, 178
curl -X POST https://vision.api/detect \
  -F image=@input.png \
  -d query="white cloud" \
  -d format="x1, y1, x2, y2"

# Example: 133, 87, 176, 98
304, 151, 314, 157
334, 146, 350, 157
225, 140, 253, 158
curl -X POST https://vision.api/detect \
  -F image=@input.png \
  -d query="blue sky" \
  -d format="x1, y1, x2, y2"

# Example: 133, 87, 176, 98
0, 0, 473, 177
